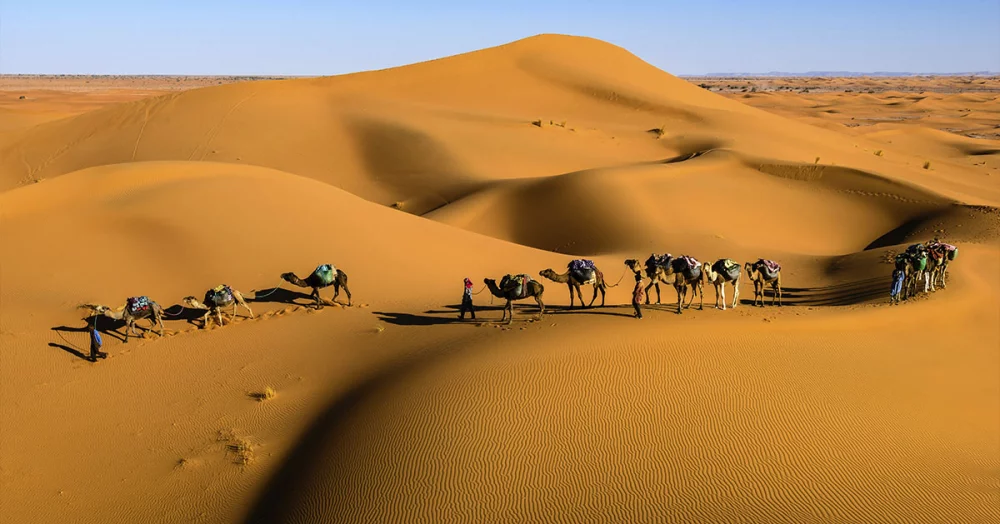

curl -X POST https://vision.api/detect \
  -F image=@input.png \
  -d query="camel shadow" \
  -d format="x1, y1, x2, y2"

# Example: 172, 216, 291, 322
738, 276, 890, 307
248, 287, 317, 307
52, 315, 127, 343
545, 304, 636, 318
162, 304, 206, 326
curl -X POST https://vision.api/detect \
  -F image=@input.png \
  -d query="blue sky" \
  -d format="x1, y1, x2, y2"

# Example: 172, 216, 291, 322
2, 1, 998, 75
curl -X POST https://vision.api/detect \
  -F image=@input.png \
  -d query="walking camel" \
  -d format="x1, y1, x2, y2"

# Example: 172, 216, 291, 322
701, 259, 742, 310
280, 263, 352, 309
183, 284, 254, 328
484, 275, 545, 324
744, 259, 782, 307
539, 259, 607, 308
628, 254, 675, 305
78, 296, 165, 343
625, 255, 703, 313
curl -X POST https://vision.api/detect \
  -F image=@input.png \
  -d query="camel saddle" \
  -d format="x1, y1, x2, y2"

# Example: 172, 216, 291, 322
645, 253, 672, 271
126, 296, 151, 314
500, 274, 532, 299
714, 259, 741, 281
756, 259, 781, 280
206, 285, 234, 307
569, 259, 600, 284
568, 259, 596, 272
313, 264, 337, 286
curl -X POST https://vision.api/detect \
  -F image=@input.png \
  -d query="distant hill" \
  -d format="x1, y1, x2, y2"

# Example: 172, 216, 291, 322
687, 71, 998, 78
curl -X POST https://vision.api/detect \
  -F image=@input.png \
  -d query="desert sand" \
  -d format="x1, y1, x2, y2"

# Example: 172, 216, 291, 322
1, 35, 998, 523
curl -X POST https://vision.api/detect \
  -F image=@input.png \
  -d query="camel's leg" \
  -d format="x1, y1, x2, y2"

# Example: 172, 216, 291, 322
775, 280, 782, 307
719, 283, 725, 311
200, 310, 211, 329
567, 283, 575, 308
535, 295, 545, 319
600, 284, 606, 307
216, 308, 225, 327
732, 279, 740, 309
698, 283, 704, 310
643, 281, 655, 305
941, 266, 947, 289
312, 288, 324, 309
675, 285, 685, 314
124, 320, 131, 343
506, 301, 514, 325
575, 283, 586, 308
588, 284, 599, 308
340, 280, 353, 306
237, 295, 254, 319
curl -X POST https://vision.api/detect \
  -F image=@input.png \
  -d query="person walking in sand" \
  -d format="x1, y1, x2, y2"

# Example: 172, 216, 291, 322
89, 320, 107, 362
890, 267, 905, 305
459, 277, 477, 320
632, 272, 645, 319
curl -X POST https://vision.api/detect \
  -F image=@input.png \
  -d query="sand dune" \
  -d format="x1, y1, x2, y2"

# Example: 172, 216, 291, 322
1, 34, 998, 524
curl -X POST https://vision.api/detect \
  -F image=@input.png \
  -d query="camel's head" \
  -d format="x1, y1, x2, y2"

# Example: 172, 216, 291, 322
744, 262, 756, 279
182, 296, 204, 309
624, 259, 639, 272
279, 272, 296, 283
539, 269, 556, 279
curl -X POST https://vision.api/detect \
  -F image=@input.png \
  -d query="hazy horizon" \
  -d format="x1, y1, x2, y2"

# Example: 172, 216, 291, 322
3, 1, 999, 76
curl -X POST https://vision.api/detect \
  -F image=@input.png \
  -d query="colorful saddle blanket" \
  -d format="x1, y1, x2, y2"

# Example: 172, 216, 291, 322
679, 256, 701, 271
756, 259, 781, 280
206, 284, 234, 306
927, 242, 958, 261
568, 259, 596, 272
126, 296, 151, 314
313, 264, 337, 286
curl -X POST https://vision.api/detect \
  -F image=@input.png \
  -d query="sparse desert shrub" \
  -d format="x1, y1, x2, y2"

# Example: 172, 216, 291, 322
815, 157, 821, 164
218, 430, 256, 465
250, 386, 276, 402
648, 126, 666, 138
874, 150, 884, 157
18, 95, 26, 100
390, 201, 404, 210
923, 161, 931, 169
531, 119, 542, 127
374, 324, 385, 333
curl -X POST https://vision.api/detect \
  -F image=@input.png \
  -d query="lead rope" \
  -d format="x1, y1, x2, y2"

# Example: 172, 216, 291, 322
605, 268, 628, 288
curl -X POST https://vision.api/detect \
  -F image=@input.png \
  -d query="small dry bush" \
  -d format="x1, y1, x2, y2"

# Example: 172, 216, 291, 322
923, 161, 931, 169
874, 150, 884, 157
250, 386, 276, 402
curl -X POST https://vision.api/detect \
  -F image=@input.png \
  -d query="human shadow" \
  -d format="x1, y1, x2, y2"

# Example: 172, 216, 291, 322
52, 315, 127, 343
48, 342, 92, 362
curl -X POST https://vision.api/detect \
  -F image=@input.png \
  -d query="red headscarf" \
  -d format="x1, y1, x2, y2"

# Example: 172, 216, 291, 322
464, 278, 473, 289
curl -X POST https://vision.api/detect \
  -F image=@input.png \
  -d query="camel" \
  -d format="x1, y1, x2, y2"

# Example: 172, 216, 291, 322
183, 284, 254, 329
926, 240, 957, 290
539, 259, 606, 308
667, 255, 704, 313
280, 263, 351, 309
78, 296, 165, 343
484, 275, 545, 324
625, 255, 702, 313
902, 244, 930, 297
701, 258, 742, 310
744, 259, 782, 307
626, 254, 675, 305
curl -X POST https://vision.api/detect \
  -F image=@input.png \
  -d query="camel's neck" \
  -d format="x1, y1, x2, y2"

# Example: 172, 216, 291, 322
285, 274, 310, 288
549, 271, 571, 283
485, 282, 504, 298
104, 310, 124, 321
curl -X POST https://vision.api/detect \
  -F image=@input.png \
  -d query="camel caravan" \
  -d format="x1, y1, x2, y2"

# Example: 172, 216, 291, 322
890, 239, 958, 305
73, 239, 957, 355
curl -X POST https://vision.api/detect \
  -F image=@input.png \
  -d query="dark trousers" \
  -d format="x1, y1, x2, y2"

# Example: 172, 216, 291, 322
90, 339, 106, 361
633, 302, 642, 318
459, 296, 476, 319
